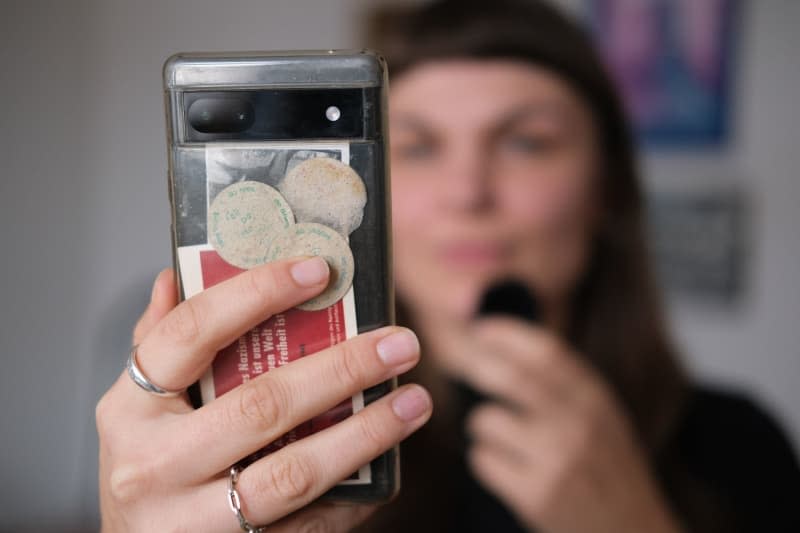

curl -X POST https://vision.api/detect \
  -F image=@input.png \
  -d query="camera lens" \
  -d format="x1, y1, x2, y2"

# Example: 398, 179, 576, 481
325, 105, 341, 122
188, 98, 255, 133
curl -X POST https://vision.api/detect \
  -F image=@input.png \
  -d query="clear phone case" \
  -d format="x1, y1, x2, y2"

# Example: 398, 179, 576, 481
163, 50, 397, 502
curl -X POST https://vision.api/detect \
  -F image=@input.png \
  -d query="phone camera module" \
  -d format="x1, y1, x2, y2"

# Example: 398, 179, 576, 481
188, 97, 255, 133
325, 105, 341, 122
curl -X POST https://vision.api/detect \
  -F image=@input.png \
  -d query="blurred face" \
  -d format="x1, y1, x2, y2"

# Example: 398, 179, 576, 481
389, 60, 600, 326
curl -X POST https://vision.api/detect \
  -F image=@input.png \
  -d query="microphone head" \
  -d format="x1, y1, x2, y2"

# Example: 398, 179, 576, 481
476, 279, 540, 322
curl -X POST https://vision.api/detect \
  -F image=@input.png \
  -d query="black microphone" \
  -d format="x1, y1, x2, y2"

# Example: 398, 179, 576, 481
477, 279, 540, 322
456, 280, 541, 417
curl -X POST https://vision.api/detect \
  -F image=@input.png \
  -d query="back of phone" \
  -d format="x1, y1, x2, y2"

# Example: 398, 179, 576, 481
163, 50, 397, 502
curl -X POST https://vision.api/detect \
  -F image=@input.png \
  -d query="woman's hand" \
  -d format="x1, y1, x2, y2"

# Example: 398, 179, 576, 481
96, 257, 431, 532
450, 317, 682, 533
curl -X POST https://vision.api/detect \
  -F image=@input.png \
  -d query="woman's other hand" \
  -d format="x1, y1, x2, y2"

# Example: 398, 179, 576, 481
96, 258, 431, 532
452, 318, 682, 533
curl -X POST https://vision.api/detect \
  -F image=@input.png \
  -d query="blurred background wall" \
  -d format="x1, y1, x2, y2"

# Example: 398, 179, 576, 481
1, 0, 797, 529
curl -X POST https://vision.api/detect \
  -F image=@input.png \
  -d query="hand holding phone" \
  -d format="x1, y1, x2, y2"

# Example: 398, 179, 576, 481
97, 259, 430, 530
163, 50, 400, 501
95, 50, 428, 533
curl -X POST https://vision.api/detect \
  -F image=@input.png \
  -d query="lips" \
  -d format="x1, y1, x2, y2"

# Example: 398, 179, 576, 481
439, 241, 509, 270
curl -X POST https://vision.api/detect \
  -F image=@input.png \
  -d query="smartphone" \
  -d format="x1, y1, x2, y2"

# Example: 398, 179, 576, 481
163, 50, 396, 502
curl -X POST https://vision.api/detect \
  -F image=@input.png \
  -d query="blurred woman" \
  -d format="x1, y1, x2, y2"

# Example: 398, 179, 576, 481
96, 1, 800, 532
355, 1, 800, 532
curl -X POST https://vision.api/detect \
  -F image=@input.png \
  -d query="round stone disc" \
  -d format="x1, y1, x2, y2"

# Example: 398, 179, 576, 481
267, 222, 355, 311
278, 157, 367, 236
208, 181, 294, 269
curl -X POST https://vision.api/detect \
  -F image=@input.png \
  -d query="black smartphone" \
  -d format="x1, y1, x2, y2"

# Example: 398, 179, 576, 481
163, 50, 397, 502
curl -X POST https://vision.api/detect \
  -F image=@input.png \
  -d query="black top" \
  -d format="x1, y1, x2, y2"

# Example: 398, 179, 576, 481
660, 387, 800, 533
356, 386, 800, 532
455, 386, 800, 533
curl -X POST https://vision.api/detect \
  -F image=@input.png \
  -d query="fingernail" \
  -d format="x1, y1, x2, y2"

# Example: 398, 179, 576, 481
392, 386, 431, 421
376, 329, 419, 367
290, 257, 329, 287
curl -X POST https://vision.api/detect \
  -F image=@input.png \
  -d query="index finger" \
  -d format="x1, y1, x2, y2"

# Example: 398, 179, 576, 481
473, 317, 587, 383
132, 256, 330, 394
471, 317, 603, 405
132, 268, 178, 346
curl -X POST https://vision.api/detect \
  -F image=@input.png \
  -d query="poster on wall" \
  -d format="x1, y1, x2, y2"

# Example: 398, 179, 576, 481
588, 0, 738, 148
647, 186, 749, 306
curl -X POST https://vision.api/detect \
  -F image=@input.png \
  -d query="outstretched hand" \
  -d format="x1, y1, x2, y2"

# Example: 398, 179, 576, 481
97, 258, 431, 532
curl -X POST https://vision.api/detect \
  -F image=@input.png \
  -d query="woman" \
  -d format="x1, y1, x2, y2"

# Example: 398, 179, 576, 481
96, 0, 800, 531
354, 1, 800, 532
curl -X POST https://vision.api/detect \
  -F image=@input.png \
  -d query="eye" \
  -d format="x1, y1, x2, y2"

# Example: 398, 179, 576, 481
502, 134, 554, 154
394, 141, 436, 160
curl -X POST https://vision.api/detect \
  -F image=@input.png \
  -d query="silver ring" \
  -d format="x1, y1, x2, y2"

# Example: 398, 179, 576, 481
228, 465, 267, 533
126, 345, 184, 398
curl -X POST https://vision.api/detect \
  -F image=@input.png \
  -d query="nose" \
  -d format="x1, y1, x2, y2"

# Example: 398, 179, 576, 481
438, 142, 494, 212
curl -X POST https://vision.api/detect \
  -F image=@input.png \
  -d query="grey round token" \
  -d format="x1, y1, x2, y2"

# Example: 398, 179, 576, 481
267, 222, 355, 311
278, 157, 367, 236
208, 181, 294, 269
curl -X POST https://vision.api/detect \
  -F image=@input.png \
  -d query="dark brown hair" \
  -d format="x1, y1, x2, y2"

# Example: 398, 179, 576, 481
358, 0, 696, 530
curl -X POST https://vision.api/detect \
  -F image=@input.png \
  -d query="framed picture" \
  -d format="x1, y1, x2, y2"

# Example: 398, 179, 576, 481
588, 0, 738, 148
647, 186, 749, 306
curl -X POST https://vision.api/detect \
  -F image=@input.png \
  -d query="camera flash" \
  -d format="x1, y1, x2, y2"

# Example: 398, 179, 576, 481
325, 106, 341, 122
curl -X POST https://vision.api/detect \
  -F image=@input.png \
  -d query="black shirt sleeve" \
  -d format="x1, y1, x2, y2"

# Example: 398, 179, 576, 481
662, 386, 800, 533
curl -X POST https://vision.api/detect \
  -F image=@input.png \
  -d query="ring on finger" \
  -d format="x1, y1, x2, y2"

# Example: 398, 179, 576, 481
228, 465, 267, 533
126, 345, 184, 398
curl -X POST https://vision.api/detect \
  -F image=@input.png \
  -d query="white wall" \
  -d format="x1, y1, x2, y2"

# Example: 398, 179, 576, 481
653, 0, 800, 449
0, 0, 373, 528
1, 0, 797, 529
